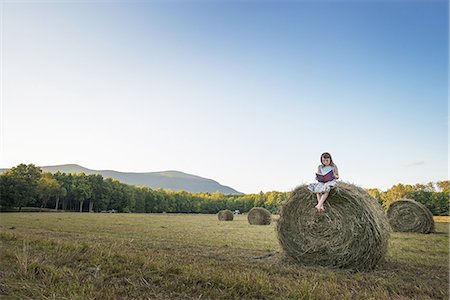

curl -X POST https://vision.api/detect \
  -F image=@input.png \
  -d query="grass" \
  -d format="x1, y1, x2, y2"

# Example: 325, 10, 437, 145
0, 213, 448, 299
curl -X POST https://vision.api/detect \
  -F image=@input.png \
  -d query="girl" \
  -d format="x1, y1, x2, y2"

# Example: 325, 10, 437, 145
308, 152, 339, 212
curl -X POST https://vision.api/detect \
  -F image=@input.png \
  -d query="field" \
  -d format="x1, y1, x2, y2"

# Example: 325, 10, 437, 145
0, 213, 448, 299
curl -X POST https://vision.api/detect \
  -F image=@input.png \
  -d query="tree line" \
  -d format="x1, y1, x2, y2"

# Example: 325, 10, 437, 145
0, 164, 448, 215
367, 182, 449, 216
0, 164, 288, 214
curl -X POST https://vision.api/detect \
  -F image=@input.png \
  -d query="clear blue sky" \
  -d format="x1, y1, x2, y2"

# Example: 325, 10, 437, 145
1, 0, 448, 193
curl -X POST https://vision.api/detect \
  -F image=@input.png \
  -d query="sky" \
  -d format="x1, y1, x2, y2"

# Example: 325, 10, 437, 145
1, 0, 448, 194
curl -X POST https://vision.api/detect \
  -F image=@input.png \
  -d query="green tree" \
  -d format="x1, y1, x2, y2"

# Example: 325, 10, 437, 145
37, 173, 62, 211
72, 174, 92, 212
133, 187, 147, 213
87, 174, 105, 212
436, 180, 450, 194
53, 172, 74, 210
54, 186, 67, 211
382, 184, 414, 208
255, 191, 266, 207
3, 164, 42, 211
431, 192, 449, 216
367, 188, 383, 206
0, 174, 20, 208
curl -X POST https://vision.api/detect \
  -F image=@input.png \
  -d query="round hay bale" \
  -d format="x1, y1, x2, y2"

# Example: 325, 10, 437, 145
387, 199, 435, 233
248, 207, 272, 225
218, 209, 234, 221
276, 182, 391, 271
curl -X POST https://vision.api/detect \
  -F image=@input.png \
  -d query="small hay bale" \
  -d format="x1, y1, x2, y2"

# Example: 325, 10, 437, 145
218, 209, 234, 221
276, 182, 391, 271
248, 207, 272, 225
387, 199, 435, 233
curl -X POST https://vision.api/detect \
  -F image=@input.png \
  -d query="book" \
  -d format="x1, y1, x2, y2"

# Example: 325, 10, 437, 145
316, 169, 336, 183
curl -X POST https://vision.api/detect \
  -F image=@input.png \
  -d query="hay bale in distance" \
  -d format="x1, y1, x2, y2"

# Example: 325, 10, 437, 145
248, 207, 271, 225
218, 209, 234, 221
276, 182, 391, 271
387, 199, 435, 233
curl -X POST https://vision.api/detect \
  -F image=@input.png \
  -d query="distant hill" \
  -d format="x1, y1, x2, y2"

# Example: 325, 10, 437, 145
0, 164, 242, 194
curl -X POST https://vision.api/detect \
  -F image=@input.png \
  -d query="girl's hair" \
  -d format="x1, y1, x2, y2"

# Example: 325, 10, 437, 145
320, 152, 335, 167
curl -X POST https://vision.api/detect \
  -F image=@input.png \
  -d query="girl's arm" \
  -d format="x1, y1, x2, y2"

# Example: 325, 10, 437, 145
334, 165, 340, 179
317, 165, 321, 174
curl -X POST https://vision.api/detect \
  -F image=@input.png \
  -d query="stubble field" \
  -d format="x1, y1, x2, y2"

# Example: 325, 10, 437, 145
0, 213, 448, 299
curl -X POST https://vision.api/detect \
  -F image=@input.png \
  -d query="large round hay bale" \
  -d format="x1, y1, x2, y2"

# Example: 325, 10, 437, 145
276, 182, 391, 271
218, 209, 234, 221
248, 207, 271, 225
387, 199, 435, 233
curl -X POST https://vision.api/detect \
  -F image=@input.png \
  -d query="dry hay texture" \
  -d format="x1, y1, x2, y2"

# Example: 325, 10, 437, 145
277, 182, 391, 271
386, 199, 435, 233
247, 207, 272, 225
218, 209, 234, 221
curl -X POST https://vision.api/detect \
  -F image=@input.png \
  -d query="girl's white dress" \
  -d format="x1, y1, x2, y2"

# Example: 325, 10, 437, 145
307, 165, 337, 193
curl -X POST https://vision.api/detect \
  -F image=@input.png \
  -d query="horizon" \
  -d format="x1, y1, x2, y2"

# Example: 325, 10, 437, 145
1, 1, 448, 194
0, 162, 446, 193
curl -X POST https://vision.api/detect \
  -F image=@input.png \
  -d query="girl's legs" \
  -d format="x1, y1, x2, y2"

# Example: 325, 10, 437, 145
316, 192, 329, 211
316, 193, 321, 203
315, 193, 322, 210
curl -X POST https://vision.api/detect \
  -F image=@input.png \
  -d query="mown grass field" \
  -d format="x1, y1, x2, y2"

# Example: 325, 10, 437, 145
0, 213, 448, 299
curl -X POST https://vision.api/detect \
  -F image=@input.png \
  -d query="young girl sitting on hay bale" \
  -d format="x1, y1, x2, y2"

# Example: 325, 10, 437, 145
308, 152, 339, 212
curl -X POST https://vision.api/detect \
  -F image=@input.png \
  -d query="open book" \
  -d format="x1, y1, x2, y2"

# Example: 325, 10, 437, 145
316, 169, 336, 183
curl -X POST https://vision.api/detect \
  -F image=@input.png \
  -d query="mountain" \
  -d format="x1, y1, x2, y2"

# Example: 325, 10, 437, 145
1, 164, 242, 194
